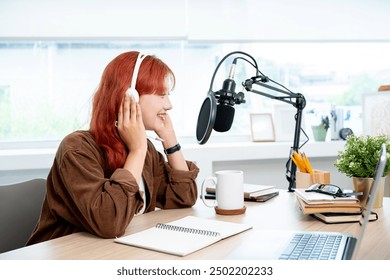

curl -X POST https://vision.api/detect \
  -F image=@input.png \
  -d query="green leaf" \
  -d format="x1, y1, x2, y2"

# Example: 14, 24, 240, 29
334, 134, 390, 178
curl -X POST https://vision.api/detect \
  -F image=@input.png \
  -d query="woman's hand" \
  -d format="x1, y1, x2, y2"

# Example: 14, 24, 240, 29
154, 113, 175, 141
117, 94, 147, 154
155, 112, 189, 171
117, 94, 147, 183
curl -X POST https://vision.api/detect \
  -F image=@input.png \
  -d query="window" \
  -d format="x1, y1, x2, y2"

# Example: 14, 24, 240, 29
1, 41, 389, 146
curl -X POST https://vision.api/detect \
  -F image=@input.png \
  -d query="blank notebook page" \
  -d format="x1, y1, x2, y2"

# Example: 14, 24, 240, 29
114, 216, 252, 257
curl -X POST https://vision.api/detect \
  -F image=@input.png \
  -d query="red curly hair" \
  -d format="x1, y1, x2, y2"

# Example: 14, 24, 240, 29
90, 51, 175, 176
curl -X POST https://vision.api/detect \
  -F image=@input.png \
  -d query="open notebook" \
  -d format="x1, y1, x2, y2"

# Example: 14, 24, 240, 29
115, 216, 252, 257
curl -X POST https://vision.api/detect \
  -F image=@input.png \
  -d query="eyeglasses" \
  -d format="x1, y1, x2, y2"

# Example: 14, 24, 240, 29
305, 183, 362, 198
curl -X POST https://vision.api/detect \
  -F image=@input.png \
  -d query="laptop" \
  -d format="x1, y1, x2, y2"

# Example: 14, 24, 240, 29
227, 143, 387, 260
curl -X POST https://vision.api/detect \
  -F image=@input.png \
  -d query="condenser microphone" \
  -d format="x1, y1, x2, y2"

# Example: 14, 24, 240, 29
213, 104, 235, 132
196, 60, 245, 144
213, 78, 237, 132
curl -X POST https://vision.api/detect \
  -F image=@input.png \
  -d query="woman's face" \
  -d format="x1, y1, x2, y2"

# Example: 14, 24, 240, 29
139, 91, 172, 131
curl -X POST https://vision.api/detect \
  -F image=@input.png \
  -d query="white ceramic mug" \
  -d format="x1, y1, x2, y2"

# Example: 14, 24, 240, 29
201, 170, 244, 210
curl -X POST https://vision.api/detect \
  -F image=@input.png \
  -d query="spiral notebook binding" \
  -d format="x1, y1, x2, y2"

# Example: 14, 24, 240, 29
156, 223, 220, 237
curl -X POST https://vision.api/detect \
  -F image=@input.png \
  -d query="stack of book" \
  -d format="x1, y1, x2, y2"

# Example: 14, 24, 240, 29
294, 189, 377, 224
206, 184, 279, 202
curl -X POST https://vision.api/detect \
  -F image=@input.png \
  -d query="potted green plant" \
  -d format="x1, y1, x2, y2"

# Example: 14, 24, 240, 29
334, 134, 390, 208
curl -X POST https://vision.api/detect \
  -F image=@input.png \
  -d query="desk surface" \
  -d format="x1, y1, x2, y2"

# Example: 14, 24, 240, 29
1, 191, 389, 260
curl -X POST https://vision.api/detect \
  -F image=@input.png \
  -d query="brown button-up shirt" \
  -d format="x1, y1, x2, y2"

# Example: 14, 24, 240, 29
27, 130, 199, 245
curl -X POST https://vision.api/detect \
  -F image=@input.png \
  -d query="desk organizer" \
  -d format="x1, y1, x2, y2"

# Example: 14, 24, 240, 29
296, 170, 330, 189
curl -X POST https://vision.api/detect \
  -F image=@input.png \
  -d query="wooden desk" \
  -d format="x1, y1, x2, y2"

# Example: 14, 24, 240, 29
1, 191, 389, 260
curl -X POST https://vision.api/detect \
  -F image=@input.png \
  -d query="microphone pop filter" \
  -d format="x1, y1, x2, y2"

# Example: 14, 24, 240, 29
196, 92, 217, 144
213, 104, 235, 132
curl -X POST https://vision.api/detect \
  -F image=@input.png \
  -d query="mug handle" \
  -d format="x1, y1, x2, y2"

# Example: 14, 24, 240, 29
201, 177, 218, 208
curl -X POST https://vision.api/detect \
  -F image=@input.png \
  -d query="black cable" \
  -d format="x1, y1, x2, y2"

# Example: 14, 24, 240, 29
209, 51, 258, 92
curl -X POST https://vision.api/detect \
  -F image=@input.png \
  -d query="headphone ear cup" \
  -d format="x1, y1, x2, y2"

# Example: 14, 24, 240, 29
126, 88, 139, 102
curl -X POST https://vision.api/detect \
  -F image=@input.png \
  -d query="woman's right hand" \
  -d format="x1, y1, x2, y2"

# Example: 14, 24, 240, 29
117, 94, 147, 154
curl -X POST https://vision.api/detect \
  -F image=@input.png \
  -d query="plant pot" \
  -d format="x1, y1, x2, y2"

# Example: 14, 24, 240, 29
352, 176, 385, 208
311, 125, 328, 141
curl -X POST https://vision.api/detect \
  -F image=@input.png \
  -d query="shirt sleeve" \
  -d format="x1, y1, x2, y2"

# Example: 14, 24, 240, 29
54, 147, 144, 238
150, 144, 199, 209
162, 161, 199, 208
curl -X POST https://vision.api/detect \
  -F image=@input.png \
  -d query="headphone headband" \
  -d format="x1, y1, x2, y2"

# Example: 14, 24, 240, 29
129, 53, 148, 95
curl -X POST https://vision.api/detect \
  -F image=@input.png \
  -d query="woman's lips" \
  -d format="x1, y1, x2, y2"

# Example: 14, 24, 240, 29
157, 113, 166, 121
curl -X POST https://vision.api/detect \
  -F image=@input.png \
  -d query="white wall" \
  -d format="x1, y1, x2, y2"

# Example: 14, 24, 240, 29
0, 0, 187, 39
188, 0, 390, 41
0, 0, 389, 40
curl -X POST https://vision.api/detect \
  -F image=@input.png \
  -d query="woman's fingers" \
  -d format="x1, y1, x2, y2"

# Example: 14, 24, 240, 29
117, 94, 130, 127
136, 102, 143, 122
129, 95, 137, 123
118, 94, 142, 127
123, 94, 130, 125
116, 93, 146, 153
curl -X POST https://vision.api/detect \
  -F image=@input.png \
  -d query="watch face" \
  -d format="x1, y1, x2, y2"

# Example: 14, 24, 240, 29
339, 128, 353, 140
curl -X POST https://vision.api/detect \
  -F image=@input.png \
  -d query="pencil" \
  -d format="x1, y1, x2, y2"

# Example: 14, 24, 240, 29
302, 152, 314, 174
291, 151, 307, 172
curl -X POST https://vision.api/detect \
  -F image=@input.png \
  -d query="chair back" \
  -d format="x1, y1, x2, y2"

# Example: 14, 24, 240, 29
0, 178, 46, 253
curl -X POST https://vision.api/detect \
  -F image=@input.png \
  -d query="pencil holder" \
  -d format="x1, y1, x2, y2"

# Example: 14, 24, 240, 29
295, 170, 330, 189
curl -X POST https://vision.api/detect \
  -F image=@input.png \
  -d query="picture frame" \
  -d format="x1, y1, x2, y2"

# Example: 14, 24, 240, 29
250, 113, 275, 142
363, 91, 390, 135
273, 103, 306, 142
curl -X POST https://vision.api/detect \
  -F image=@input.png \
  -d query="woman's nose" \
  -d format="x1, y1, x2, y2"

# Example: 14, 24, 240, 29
164, 96, 173, 110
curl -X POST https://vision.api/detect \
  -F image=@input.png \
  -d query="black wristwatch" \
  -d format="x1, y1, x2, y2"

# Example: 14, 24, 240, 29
164, 143, 181, 155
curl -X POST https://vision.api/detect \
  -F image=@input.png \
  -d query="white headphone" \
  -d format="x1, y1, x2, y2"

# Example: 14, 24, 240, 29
126, 52, 148, 102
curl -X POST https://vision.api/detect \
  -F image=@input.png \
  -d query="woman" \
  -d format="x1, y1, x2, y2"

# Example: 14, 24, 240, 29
27, 51, 199, 245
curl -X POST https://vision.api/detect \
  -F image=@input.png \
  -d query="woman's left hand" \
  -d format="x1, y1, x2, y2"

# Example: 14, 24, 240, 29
155, 113, 177, 144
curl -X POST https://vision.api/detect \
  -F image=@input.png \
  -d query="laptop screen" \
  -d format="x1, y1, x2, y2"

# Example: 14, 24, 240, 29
353, 143, 387, 259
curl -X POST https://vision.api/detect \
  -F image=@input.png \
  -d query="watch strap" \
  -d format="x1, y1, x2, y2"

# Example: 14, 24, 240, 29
164, 143, 181, 155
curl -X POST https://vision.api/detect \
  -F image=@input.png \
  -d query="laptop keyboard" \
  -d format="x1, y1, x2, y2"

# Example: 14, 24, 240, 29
279, 233, 343, 260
